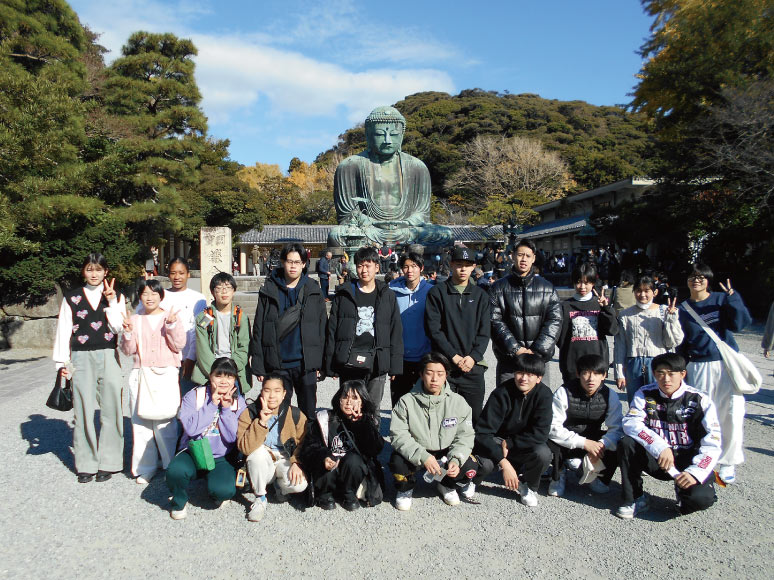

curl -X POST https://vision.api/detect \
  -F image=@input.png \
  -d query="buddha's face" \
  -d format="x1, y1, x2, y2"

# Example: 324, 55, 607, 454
367, 122, 403, 158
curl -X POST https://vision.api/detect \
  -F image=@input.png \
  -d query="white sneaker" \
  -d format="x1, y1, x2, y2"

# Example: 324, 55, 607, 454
717, 464, 736, 484
461, 481, 476, 499
589, 479, 610, 494
248, 496, 267, 522
548, 471, 566, 497
395, 489, 413, 511
565, 458, 582, 471
615, 493, 649, 520
170, 506, 187, 520
518, 483, 538, 508
437, 483, 460, 506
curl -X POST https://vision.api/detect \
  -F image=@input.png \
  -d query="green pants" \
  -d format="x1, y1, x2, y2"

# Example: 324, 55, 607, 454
71, 349, 124, 474
166, 451, 236, 510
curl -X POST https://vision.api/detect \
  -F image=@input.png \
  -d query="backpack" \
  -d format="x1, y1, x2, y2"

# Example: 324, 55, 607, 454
204, 304, 243, 336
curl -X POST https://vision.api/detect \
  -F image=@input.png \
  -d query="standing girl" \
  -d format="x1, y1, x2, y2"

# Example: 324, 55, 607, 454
557, 263, 618, 384
137, 257, 206, 395
121, 278, 186, 484
53, 253, 126, 483
678, 263, 752, 484
614, 274, 684, 403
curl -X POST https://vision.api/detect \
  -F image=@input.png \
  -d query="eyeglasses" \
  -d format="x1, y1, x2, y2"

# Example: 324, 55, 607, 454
284, 260, 303, 266
687, 275, 706, 282
213, 285, 234, 292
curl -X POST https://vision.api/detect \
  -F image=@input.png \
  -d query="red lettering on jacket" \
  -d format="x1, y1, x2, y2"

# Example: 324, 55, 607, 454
638, 430, 654, 445
697, 455, 711, 469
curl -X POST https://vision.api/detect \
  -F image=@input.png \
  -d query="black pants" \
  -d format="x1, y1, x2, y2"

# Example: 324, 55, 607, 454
389, 449, 479, 492
314, 452, 368, 502
447, 365, 486, 427
276, 367, 318, 420
339, 370, 387, 410
547, 440, 618, 484
390, 360, 423, 408
475, 439, 552, 491
320, 275, 329, 299
618, 435, 716, 514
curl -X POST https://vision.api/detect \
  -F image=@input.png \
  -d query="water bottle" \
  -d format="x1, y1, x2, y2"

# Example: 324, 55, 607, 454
423, 456, 448, 483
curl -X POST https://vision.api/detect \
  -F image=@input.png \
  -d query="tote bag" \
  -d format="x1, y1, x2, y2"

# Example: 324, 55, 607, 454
683, 303, 762, 395
134, 316, 181, 420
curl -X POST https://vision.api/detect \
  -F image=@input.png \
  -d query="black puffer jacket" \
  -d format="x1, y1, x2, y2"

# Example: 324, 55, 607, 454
324, 280, 403, 377
249, 269, 327, 376
489, 269, 562, 363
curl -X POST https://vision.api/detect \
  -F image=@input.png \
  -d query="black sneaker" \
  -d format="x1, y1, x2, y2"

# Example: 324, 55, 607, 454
77, 473, 95, 484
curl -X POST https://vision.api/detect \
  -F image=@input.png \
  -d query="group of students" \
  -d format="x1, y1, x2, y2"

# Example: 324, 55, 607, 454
52, 237, 754, 521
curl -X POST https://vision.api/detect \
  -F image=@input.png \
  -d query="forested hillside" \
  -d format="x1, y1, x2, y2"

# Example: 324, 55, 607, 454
316, 89, 655, 201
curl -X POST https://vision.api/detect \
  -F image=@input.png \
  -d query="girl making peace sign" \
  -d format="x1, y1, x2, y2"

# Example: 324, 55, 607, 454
678, 263, 752, 484
52, 253, 127, 483
121, 278, 186, 484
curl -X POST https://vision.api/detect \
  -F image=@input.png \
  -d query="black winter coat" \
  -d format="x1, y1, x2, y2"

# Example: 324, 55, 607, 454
490, 269, 562, 363
249, 270, 327, 376
298, 411, 384, 478
474, 381, 553, 461
425, 278, 490, 365
324, 280, 403, 377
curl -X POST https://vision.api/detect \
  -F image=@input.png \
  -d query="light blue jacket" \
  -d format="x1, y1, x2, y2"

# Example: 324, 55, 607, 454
389, 276, 432, 362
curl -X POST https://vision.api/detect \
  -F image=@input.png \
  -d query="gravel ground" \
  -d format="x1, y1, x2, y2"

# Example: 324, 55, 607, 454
1, 325, 772, 579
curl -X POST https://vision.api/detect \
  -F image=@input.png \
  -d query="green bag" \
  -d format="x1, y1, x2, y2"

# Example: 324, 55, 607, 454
188, 437, 216, 471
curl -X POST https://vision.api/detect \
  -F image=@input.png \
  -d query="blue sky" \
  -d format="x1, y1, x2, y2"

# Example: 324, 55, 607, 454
69, 0, 654, 172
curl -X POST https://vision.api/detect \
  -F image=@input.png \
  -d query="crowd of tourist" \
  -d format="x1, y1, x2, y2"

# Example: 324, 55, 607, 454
52, 238, 760, 523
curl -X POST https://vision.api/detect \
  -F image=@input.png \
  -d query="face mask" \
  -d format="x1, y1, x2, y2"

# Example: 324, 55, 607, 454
636, 300, 653, 310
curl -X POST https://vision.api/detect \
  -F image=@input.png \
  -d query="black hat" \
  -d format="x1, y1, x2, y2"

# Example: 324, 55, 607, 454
451, 247, 475, 262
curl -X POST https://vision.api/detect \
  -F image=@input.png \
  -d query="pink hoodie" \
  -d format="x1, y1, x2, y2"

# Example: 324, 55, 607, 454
121, 313, 186, 369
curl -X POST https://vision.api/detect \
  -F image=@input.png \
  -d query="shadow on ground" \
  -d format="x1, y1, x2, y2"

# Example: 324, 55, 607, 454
20, 414, 75, 474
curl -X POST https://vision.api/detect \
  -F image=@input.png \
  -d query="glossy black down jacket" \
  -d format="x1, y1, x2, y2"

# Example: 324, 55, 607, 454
489, 270, 562, 363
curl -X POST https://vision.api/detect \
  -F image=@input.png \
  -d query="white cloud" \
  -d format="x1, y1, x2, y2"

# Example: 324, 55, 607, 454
193, 34, 454, 124
71, 0, 457, 163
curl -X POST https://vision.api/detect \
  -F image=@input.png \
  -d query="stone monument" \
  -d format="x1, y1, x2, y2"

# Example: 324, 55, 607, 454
327, 106, 453, 255
200, 227, 232, 302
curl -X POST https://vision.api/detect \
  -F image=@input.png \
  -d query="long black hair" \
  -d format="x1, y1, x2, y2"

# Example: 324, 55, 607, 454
332, 380, 377, 425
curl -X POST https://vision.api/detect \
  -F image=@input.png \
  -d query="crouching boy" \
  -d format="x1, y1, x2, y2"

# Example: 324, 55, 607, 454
548, 354, 623, 497
237, 375, 308, 522
474, 354, 552, 508
389, 352, 478, 511
616, 353, 721, 519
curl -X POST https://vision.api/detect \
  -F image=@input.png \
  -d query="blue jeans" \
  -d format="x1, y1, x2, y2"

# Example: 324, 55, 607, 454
624, 356, 654, 403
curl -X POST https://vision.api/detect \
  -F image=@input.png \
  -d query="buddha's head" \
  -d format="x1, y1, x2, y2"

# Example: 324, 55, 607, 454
365, 106, 406, 160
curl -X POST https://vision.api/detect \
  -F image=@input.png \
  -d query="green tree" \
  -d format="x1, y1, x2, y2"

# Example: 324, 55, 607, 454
0, 0, 140, 302
101, 31, 208, 236
599, 0, 774, 315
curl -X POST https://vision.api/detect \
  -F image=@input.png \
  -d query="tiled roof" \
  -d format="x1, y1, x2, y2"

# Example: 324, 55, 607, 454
238, 224, 504, 245
239, 225, 332, 244
519, 216, 587, 238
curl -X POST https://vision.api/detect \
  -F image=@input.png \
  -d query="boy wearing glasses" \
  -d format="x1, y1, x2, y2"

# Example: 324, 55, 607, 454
193, 272, 251, 392
249, 243, 326, 419
616, 353, 721, 519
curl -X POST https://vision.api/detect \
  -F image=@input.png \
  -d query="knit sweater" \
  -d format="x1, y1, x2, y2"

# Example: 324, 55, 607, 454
614, 304, 684, 378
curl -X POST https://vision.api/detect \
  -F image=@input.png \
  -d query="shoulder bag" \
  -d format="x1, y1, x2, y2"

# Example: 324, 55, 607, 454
683, 302, 762, 395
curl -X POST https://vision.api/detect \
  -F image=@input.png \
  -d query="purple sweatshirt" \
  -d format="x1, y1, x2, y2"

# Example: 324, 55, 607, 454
178, 386, 246, 458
